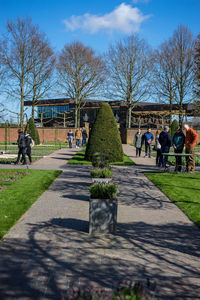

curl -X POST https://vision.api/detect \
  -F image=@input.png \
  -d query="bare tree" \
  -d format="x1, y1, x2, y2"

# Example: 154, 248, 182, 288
194, 34, 200, 114
27, 37, 55, 118
106, 35, 151, 128
56, 41, 107, 128
172, 25, 195, 125
0, 17, 54, 126
151, 40, 177, 126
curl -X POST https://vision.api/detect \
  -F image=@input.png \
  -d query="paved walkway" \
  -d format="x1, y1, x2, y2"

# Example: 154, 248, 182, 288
0, 145, 200, 299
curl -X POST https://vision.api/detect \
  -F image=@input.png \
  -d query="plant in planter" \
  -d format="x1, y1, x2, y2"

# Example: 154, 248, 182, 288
92, 152, 110, 168
90, 167, 113, 184
89, 183, 118, 234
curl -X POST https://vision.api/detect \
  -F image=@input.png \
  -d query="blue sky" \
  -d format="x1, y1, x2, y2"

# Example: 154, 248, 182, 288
0, 0, 199, 54
0, 0, 200, 120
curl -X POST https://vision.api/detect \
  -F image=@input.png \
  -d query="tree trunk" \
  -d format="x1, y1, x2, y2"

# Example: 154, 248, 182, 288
77, 104, 81, 128
32, 105, 35, 119
179, 104, 183, 126
179, 85, 184, 126
169, 94, 173, 126
75, 100, 78, 128
20, 84, 24, 128
126, 104, 132, 128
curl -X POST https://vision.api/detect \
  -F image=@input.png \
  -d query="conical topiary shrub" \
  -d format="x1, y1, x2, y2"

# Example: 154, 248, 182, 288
85, 103, 123, 162
25, 117, 40, 145
170, 119, 179, 139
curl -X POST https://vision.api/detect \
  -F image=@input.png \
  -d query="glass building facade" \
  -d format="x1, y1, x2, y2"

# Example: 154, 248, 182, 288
38, 105, 71, 118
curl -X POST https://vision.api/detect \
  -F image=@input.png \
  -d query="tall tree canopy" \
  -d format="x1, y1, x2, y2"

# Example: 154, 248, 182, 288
171, 25, 194, 125
0, 17, 55, 126
194, 34, 200, 113
151, 40, 177, 126
56, 41, 107, 128
106, 35, 151, 128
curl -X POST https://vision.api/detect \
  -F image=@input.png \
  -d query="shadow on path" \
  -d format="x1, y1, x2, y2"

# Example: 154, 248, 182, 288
0, 218, 200, 299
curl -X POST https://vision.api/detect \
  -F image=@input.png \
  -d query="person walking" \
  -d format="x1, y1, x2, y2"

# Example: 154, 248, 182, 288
172, 126, 185, 172
15, 129, 27, 165
81, 127, 88, 146
134, 128, 142, 157
159, 125, 171, 168
143, 128, 154, 158
154, 129, 162, 166
75, 128, 81, 148
25, 130, 34, 165
184, 124, 198, 172
67, 129, 74, 148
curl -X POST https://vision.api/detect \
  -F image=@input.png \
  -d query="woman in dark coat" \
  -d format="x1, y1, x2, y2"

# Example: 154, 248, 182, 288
134, 128, 142, 157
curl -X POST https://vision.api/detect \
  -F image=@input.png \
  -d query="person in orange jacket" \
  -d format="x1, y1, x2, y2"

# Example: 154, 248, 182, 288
184, 124, 199, 172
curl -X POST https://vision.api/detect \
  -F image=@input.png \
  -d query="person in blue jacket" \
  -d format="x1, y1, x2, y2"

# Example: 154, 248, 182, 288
159, 125, 171, 168
172, 126, 185, 171
143, 128, 154, 158
67, 129, 74, 148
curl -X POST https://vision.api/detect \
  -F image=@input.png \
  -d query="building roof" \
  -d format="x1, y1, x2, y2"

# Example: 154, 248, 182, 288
24, 98, 194, 114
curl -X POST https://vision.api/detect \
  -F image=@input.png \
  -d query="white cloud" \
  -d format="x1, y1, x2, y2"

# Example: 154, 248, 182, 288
63, 3, 151, 34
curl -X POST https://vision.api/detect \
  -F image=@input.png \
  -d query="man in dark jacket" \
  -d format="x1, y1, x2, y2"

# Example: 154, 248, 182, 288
25, 131, 33, 164
172, 126, 185, 171
143, 128, 154, 158
81, 128, 88, 146
159, 125, 171, 168
15, 129, 27, 165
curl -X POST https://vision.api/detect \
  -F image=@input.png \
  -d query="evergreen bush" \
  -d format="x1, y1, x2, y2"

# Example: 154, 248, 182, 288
92, 152, 110, 168
89, 183, 118, 199
25, 118, 40, 145
90, 168, 113, 178
85, 103, 123, 162
170, 119, 179, 139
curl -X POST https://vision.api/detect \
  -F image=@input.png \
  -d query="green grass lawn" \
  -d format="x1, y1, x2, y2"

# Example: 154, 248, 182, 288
145, 172, 200, 228
68, 148, 135, 166
0, 143, 68, 164
0, 169, 61, 239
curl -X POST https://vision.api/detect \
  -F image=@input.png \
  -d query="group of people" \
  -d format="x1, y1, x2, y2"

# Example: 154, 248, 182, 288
67, 128, 88, 148
134, 124, 198, 172
15, 129, 34, 165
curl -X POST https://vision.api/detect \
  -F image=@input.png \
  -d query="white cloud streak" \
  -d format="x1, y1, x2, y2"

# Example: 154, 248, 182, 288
63, 3, 151, 34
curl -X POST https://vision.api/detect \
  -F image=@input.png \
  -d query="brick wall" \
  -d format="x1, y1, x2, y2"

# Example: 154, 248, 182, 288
1, 126, 200, 145
0, 127, 76, 143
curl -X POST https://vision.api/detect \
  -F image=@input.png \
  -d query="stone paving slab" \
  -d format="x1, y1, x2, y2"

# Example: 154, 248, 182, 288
0, 145, 199, 299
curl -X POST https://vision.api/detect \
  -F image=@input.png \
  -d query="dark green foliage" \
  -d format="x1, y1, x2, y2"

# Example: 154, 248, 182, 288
170, 119, 179, 139
90, 168, 113, 178
85, 103, 123, 162
25, 117, 40, 145
92, 152, 110, 168
89, 183, 118, 199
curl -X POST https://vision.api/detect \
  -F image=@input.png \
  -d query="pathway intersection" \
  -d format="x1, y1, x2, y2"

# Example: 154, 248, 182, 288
0, 145, 199, 299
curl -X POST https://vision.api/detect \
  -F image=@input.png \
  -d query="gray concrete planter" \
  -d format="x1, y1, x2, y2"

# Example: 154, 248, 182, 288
89, 198, 117, 234
91, 178, 112, 184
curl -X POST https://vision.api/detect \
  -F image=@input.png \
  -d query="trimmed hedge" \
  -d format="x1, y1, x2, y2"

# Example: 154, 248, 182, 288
25, 117, 40, 145
85, 103, 123, 162
170, 119, 179, 139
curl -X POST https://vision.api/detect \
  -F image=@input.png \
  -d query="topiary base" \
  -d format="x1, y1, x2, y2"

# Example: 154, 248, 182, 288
89, 198, 117, 234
